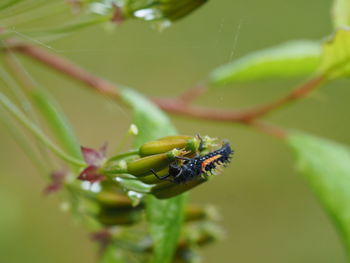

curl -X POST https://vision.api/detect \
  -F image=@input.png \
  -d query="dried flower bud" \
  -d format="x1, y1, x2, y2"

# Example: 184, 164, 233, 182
81, 144, 107, 167
78, 144, 108, 183
44, 170, 68, 195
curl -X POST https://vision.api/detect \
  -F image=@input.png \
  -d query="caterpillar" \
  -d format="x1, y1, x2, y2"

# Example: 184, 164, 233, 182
151, 142, 233, 184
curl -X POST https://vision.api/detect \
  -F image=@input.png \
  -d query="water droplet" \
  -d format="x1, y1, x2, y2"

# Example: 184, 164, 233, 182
134, 8, 162, 21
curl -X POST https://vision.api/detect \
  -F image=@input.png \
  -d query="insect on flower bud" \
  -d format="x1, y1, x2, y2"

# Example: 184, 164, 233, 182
138, 167, 170, 184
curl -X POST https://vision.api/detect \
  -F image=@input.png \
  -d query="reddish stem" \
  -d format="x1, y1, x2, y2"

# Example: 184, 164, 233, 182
179, 84, 208, 104
12, 43, 121, 99
237, 75, 326, 121
9, 43, 324, 139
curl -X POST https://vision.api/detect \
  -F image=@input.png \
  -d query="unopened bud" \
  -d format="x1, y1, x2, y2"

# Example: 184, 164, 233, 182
126, 152, 174, 176
138, 167, 169, 184
97, 208, 142, 226
96, 192, 133, 208
139, 135, 198, 156
151, 178, 206, 199
185, 205, 207, 222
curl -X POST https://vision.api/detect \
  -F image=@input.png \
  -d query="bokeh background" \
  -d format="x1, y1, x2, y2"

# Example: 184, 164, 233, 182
1, 0, 349, 262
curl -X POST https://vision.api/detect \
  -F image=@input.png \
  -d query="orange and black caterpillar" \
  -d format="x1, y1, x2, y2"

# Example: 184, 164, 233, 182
151, 142, 233, 184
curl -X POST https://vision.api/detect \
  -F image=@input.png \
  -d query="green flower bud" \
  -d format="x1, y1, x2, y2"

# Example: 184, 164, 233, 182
185, 205, 207, 222
159, 135, 193, 141
126, 150, 181, 176
95, 191, 144, 226
177, 228, 218, 250
138, 167, 169, 184
96, 192, 133, 208
139, 138, 189, 156
151, 178, 206, 199
97, 208, 142, 226
139, 135, 201, 156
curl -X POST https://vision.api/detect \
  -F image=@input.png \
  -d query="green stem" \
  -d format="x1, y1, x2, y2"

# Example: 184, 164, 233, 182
0, 107, 48, 175
107, 149, 139, 162
0, 92, 85, 167
103, 168, 129, 175
0, 62, 55, 167
3, 51, 83, 163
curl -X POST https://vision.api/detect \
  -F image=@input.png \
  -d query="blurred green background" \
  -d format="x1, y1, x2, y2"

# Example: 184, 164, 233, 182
1, 0, 350, 262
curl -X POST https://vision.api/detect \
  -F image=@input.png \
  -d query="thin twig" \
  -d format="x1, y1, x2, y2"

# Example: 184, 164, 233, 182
8, 43, 325, 139
179, 84, 208, 104
249, 120, 287, 139
3, 49, 36, 90
11, 43, 121, 98
11, 43, 323, 121
236, 75, 326, 121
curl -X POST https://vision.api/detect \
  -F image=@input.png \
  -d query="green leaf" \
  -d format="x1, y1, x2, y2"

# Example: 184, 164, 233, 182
145, 194, 186, 263
318, 28, 350, 79
288, 132, 350, 251
121, 87, 186, 263
210, 40, 321, 85
332, 0, 350, 28
31, 90, 83, 161
121, 87, 177, 146
99, 245, 126, 263
0, 0, 23, 11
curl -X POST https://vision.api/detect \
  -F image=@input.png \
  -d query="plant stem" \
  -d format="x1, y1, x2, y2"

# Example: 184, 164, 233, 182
0, 92, 86, 167
12, 43, 121, 98
9, 43, 330, 139
107, 149, 139, 162
3, 49, 84, 162
0, 108, 49, 175
236, 75, 326, 121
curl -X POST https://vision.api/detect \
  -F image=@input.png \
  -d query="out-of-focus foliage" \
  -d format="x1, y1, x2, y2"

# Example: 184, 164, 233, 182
0, 0, 207, 40
121, 87, 186, 263
209, 41, 321, 85
319, 28, 350, 79
1, 0, 350, 263
288, 133, 350, 251
332, 0, 350, 28
120, 0, 207, 22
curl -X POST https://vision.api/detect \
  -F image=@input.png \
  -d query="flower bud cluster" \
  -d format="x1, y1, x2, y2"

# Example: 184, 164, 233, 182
45, 134, 224, 262
101, 134, 218, 199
